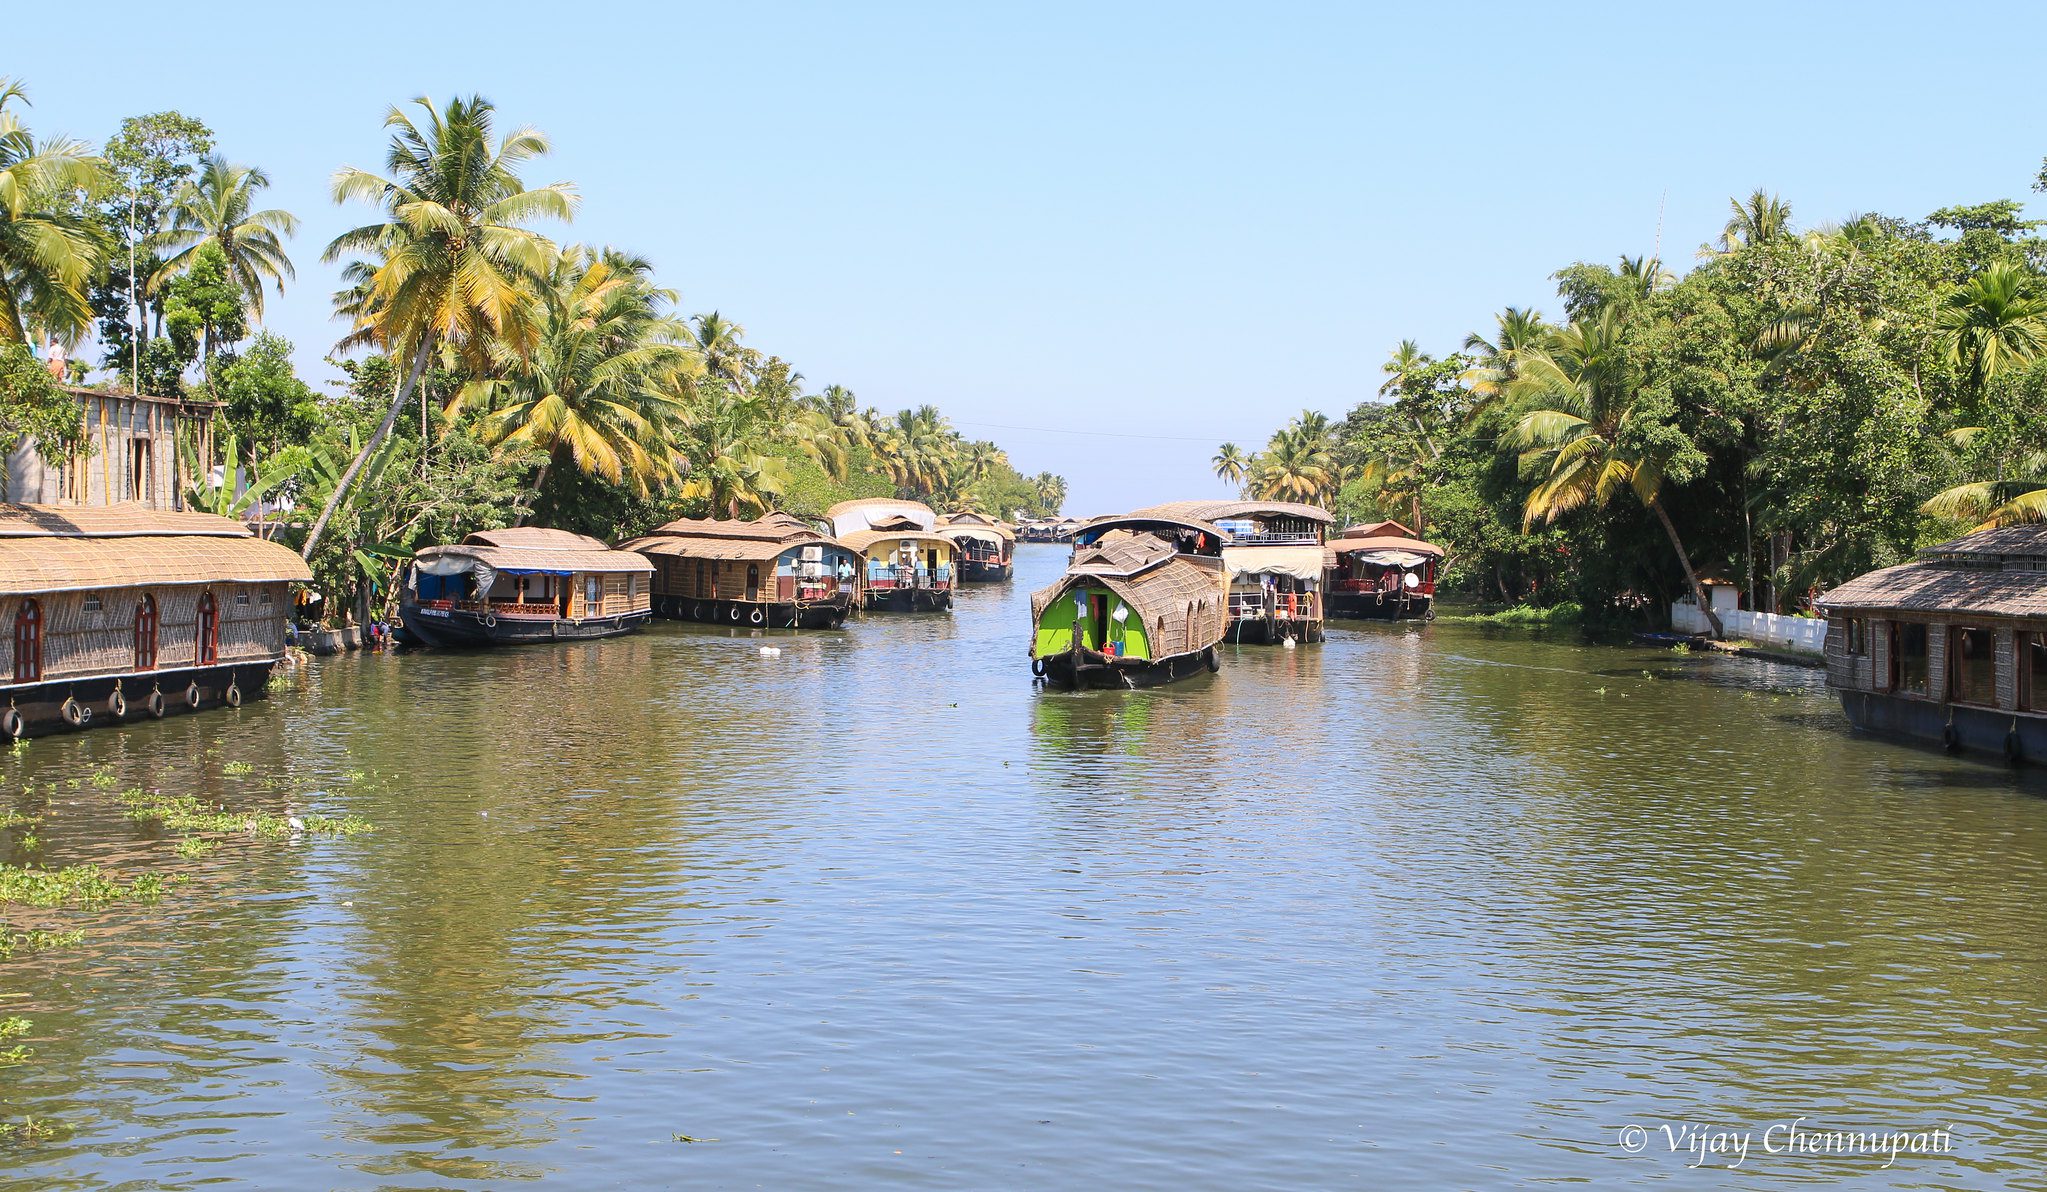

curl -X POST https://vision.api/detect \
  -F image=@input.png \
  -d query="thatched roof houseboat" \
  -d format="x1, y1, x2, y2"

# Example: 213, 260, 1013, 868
619, 512, 859, 630
1817, 524, 2047, 764
936, 511, 1016, 582
1324, 520, 1446, 621
827, 497, 938, 537
841, 524, 957, 612
0, 504, 310, 736
1132, 500, 1331, 644
1029, 530, 1228, 689
397, 528, 652, 647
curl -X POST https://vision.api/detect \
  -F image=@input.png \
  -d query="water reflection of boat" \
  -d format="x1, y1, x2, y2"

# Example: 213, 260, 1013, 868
936, 511, 1015, 582
1819, 524, 2047, 764
0, 504, 310, 737
1324, 520, 1445, 622
1030, 514, 1228, 689
619, 512, 858, 629
397, 529, 653, 647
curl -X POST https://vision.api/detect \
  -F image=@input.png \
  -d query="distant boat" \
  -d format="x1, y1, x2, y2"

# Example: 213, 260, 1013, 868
1127, 500, 1331, 643
937, 511, 1015, 582
397, 528, 653, 647
0, 503, 311, 737
1030, 513, 1228, 688
1819, 524, 2047, 764
828, 498, 956, 612
1324, 520, 1445, 621
619, 512, 859, 629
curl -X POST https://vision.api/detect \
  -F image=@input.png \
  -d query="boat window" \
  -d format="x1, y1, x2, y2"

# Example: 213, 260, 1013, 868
196, 590, 219, 667
135, 594, 158, 671
2026, 634, 2047, 712
235, 591, 251, 606
1845, 617, 1866, 655
586, 576, 601, 609
1892, 622, 1928, 697
13, 599, 43, 684
1950, 626, 1995, 706
83, 593, 102, 612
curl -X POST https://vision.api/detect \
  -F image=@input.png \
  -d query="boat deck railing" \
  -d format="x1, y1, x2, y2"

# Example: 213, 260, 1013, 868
866, 565, 953, 591
430, 598, 561, 617
1228, 592, 1320, 620
1228, 531, 1323, 546
1335, 578, 1435, 596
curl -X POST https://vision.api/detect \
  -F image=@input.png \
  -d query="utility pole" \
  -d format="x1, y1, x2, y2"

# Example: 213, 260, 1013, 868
128, 171, 140, 390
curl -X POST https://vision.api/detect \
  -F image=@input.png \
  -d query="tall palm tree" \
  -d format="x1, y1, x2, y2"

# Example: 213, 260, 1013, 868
674, 384, 789, 517
689, 311, 760, 396
1503, 310, 1722, 635
1252, 426, 1335, 505
306, 93, 576, 560
1923, 452, 2047, 529
148, 154, 298, 320
1032, 472, 1067, 515
1708, 189, 1793, 255
1378, 339, 1429, 397
464, 246, 695, 501
1213, 442, 1247, 488
1462, 306, 1549, 402
1616, 254, 1674, 299
1937, 262, 2047, 393
0, 78, 105, 345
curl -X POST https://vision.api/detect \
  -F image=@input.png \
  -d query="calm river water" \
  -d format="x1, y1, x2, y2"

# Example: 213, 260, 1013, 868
6, 544, 2047, 1188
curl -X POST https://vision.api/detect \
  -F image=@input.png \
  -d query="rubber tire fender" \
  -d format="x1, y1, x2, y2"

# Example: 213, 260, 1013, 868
225, 684, 242, 709
108, 687, 127, 718
1, 708, 23, 738
1942, 723, 1961, 754
186, 682, 203, 708
60, 698, 86, 727
146, 689, 167, 718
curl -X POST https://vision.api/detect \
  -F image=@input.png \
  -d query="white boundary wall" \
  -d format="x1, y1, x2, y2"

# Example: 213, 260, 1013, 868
1671, 601, 1826, 652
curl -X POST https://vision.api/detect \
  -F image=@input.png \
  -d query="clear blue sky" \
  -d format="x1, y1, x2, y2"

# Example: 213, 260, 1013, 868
12, 2, 2042, 515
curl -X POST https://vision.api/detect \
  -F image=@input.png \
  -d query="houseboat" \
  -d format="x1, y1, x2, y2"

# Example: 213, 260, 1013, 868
1817, 524, 2047, 765
0, 503, 310, 737
1131, 500, 1330, 643
397, 528, 653, 647
937, 512, 1016, 582
841, 526, 956, 611
619, 512, 859, 629
1324, 520, 1445, 621
1029, 519, 1229, 689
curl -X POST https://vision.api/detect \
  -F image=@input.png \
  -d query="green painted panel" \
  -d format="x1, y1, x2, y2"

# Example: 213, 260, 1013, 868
1032, 586, 1153, 661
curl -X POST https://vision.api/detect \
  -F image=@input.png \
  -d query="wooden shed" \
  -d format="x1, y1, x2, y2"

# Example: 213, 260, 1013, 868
0, 503, 310, 736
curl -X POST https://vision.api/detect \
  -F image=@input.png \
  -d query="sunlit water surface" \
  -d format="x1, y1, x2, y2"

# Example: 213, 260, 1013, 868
6, 544, 2047, 1188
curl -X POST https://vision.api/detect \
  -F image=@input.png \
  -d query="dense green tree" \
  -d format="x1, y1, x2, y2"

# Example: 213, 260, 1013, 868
89, 109, 211, 369
0, 78, 106, 345
0, 341, 86, 497
149, 154, 297, 319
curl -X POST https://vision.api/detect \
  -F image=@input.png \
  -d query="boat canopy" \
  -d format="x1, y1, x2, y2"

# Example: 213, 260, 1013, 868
1072, 513, 1230, 552
1221, 544, 1324, 581
1030, 533, 1228, 659
826, 498, 938, 537
0, 503, 311, 596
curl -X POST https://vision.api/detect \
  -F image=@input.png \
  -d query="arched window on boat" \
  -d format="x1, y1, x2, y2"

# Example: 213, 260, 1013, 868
196, 590, 219, 667
12, 599, 43, 684
134, 594, 159, 671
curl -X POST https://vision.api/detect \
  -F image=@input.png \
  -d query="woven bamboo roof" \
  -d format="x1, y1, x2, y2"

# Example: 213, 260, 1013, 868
0, 503, 248, 539
840, 528, 955, 553
1919, 524, 2047, 563
1077, 512, 1231, 542
0, 503, 310, 594
1817, 562, 2047, 618
1341, 519, 1417, 539
938, 511, 1016, 539
827, 497, 938, 537
1329, 534, 1446, 558
420, 527, 651, 575
1030, 535, 1228, 646
1131, 499, 1333, 525
621, 529, 850, 564
638, 512, 821, 543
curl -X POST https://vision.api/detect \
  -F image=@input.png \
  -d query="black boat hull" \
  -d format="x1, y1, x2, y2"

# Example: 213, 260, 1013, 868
1227, 617, 1324, 644
957, 558, 1013, 583
1037, 646, 1218, 690
653, 594, 850, 630
398, 599, 650, 647
0, 661, 282, 739
1837, 689, 2047, 766
1327, 591, 1433, 621
863, 588, 953, 612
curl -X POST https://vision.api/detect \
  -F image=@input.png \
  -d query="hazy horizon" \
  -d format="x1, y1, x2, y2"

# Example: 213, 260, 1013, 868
11, 1, 2041, 514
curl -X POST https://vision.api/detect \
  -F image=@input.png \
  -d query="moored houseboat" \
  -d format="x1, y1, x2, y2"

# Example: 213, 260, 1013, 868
619, 512, 859, 629
397, 528, 653, 647
937, 511, 1016, 582
841, 526, 957, 611
1029, 524, 1229, 689
0, 504, 311, 737
1131, 500, 1330, 643
1324, 520, 1446, 621
1817, 524, 2047, 764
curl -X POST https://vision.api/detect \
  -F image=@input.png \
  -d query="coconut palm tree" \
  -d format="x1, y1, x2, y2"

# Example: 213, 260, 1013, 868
674, 384, 789, 517
1706, 189, 1793, 256
1213, 442, 1247, 488
0, 78, 105, 345
464, 246, 696, 502
1923, 457, 2047, 529
1462, 306, 1549, 402
1937, 263, 2047, 393
1378, 339, 1429, 397
306, 93, 577, 560
689, 311, 760, 396
1503, 310, 1722, 635
1252, 425, 1335, 505
148, 154, 298, 320
1032, 472, 1067, 515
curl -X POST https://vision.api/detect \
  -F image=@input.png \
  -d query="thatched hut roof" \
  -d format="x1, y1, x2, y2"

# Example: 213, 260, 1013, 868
938, 511, 1016, 542
827, 498, 937, 536
1075, 512, 1230, 545
1328, 535, 1446, 559
417, 528, 652, 577
1131, 499, 1332, 525
1341, 519, 1417, 539
0, 503, 311, 595
840, 528, 955, 553
1918, 523, 2047, 564
1030, 533, 1228, 653
1817, 563, 2047, 618
618, 513, 847, 563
